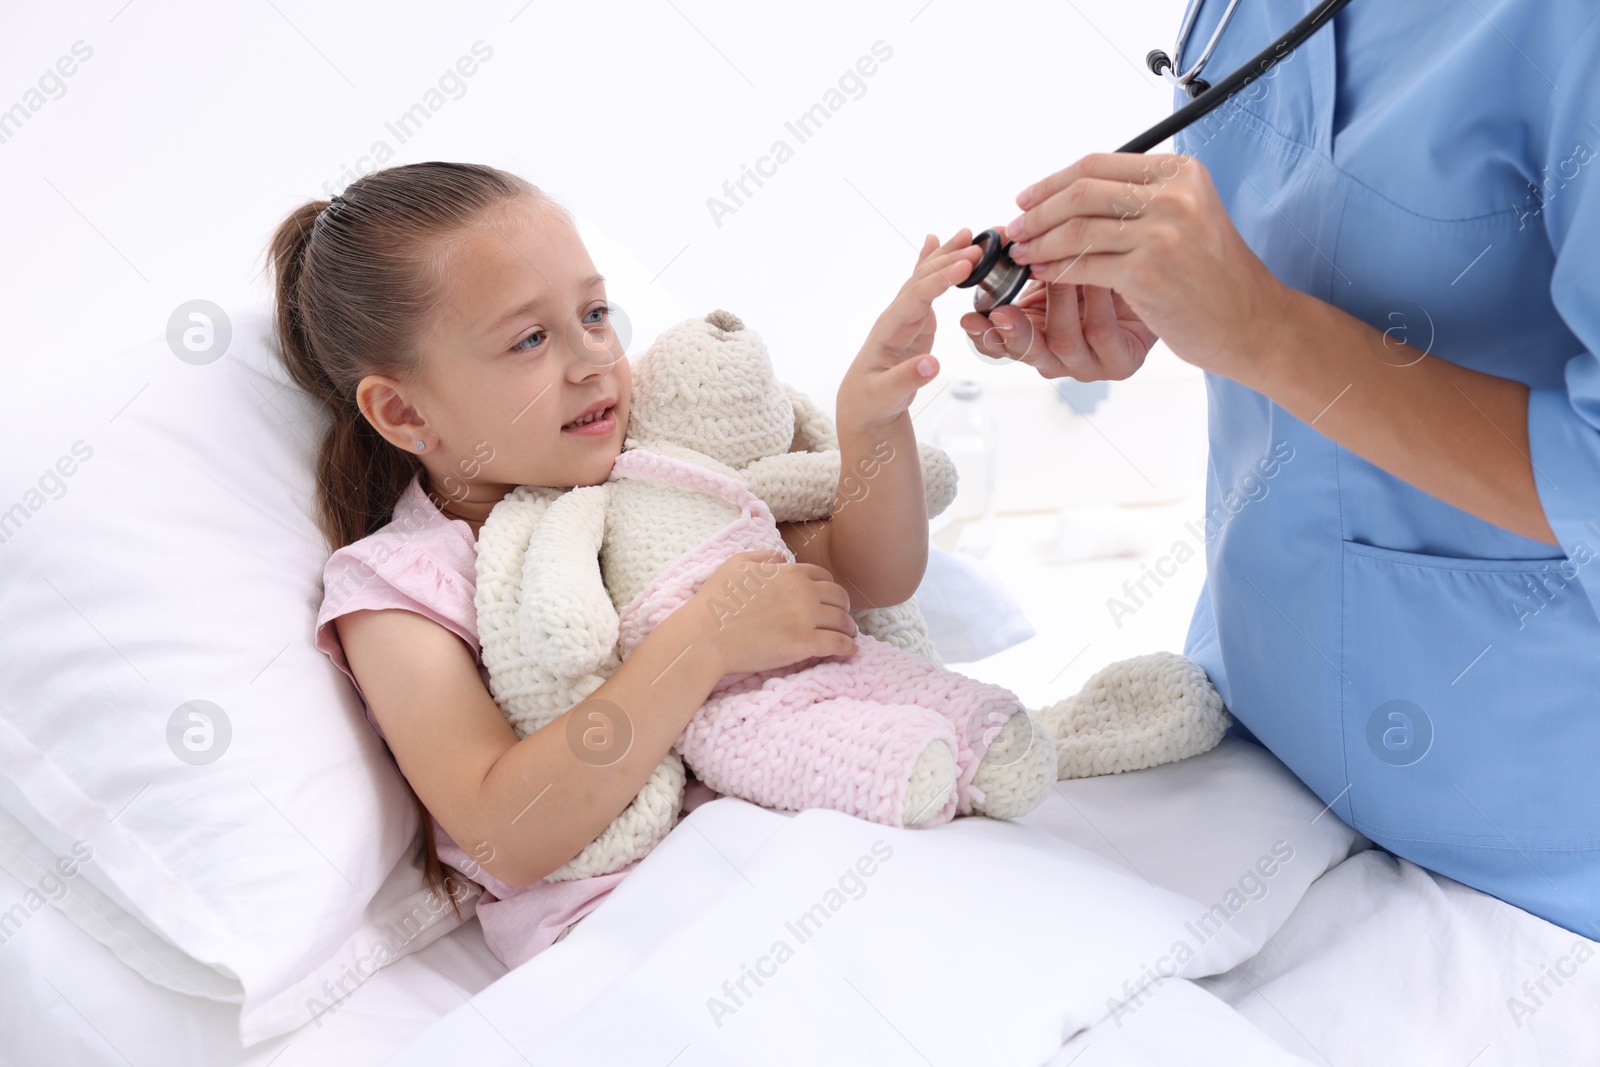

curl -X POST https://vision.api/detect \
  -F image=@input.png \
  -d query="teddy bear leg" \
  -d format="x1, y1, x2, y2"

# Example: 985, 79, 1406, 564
901, 725, 960, 828
1033, 651, 1231, 780
824, 636, 1051, 817
675, 692, 961, 829
966, 711, 1057, 820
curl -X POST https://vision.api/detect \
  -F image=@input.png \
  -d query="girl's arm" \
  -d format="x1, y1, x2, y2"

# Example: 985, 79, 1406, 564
782, 413, 924, 610
783, 230, 983, 608
336, 549, 857, 887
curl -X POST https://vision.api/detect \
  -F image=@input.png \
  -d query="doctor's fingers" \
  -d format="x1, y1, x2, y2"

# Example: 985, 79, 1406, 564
1011, 171, 1179, 246
990, 284, 1132, 382
1009, 215, 1139, 273
958, 297, 1097, 379
1015, 152, 1182, 213
959, 306, 1045, 362
1034, 282, 1124, 381
1074, 285, 1145, 380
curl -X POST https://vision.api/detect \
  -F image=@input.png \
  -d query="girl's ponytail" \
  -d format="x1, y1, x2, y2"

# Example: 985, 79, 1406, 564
266, 198, 421, 553
264, 163, 568, 922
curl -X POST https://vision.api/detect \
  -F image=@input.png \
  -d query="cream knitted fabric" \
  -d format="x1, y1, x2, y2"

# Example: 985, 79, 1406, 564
744, 384, 960, 525
1034, 651, 1232, 780
473, 482, 688, 882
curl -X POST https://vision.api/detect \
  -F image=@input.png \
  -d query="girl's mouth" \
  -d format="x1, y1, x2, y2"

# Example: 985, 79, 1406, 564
562, 405, 616, 436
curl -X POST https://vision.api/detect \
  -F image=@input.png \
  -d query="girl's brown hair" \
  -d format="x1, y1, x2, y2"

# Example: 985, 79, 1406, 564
265, 162, 568, 921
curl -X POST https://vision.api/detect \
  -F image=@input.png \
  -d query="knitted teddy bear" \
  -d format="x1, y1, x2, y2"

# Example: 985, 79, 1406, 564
475, 310, 1235, 883
474, 310, 1059, 881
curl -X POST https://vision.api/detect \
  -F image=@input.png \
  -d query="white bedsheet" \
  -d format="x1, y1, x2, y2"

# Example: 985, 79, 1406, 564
392, 736, 1600, 1065
390, 738, 1362, 1065
14, 737, 1598, 1064
1192, 847, 1600, 1065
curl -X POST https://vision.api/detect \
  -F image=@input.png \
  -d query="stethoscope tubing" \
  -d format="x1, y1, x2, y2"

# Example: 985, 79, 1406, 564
1166, 0, 1245, 90
964, 0, 1356, 314
1120, 0, 1356, 153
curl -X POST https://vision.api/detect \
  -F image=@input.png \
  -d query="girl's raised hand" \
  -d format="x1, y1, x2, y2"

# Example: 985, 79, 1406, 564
837, 229, 983, 432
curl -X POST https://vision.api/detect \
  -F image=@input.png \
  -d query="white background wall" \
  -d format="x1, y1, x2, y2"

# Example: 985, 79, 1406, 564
2, 0, 1208, 696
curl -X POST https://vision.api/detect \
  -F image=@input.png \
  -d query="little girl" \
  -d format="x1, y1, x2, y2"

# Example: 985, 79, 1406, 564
270, 161, 983, 969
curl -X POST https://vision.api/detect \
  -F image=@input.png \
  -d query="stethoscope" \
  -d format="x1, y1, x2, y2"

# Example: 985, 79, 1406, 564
960, 0, 1355, 315
1149, 0, 1244, 100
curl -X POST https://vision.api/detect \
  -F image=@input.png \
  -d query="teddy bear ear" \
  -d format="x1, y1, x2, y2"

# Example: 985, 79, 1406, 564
704, 309, 744, 332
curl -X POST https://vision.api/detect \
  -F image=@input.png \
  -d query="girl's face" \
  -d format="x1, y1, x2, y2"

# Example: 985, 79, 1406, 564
363, 197, 631, 502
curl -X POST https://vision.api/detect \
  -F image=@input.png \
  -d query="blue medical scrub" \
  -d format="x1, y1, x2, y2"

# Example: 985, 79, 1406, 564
1174, 0, 1600, 936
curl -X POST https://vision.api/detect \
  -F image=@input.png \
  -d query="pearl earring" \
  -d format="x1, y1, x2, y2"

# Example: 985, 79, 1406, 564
415, 439, 426, 452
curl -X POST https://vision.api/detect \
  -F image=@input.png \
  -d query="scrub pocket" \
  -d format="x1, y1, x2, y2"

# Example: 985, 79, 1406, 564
1339, 539, 1600, 851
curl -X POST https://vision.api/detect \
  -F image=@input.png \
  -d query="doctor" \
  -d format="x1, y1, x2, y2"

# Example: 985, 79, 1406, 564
963, 0, 1600, 937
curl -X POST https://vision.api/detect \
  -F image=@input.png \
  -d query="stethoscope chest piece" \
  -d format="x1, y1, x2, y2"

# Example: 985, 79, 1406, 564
957, 228, 1032, 313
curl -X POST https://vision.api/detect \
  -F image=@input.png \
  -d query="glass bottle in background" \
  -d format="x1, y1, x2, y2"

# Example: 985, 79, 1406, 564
931, 379, 997, 556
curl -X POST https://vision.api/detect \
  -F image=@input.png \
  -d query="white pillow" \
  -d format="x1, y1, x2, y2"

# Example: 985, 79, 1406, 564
0, 305, 471, 1045
915, 545, 1036, 663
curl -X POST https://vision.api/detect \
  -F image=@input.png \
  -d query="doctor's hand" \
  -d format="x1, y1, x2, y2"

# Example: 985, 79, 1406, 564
983, 152, 1292, 382
959, 254, 1156, 381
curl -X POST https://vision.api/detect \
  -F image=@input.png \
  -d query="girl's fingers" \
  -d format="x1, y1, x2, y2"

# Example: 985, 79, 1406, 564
916, 232, 977, 275
816, 607, 859, 639
913, 264, 967, 302
917, 243, 981, 282
791, 561, 838, 585
937, 253, 979, 287
811, 579, 853, 614
897, 258, 967, 311
937, 227, 973, 251
918, 229, 971, 265
891, 352, 938, 391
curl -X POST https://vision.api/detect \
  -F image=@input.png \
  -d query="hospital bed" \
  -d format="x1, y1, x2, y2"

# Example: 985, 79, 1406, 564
3, 311, 1594, 1066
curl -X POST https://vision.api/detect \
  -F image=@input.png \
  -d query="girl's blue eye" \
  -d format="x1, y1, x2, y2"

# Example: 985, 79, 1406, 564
512, 305, 609, 352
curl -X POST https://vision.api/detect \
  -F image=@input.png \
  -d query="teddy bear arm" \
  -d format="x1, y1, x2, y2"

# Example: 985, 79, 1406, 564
741, 449, 842, 523
917, 443, 959, 519
519, 484, 621, 678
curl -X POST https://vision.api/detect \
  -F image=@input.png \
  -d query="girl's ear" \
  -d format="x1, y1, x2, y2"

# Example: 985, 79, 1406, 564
357, 373, 428, 449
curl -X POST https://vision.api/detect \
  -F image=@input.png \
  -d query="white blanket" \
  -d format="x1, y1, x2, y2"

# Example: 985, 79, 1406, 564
18, 736, 1594, 1064
392, 739, 1360, 1065
1193, 847, 1600, 1065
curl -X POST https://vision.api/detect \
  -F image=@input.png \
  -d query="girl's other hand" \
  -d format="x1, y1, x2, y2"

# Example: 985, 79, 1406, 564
837, 230, 983, 433
680, 550, 858, 677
